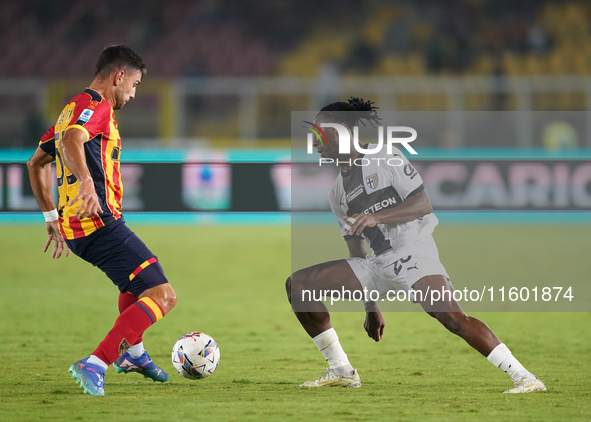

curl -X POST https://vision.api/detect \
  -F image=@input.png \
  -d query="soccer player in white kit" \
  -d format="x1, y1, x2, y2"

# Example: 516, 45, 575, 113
286, 98, 546, 393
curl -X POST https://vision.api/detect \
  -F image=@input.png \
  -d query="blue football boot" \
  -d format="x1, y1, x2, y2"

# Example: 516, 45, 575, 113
113, 351, 169, 382
69, 357, 105, 396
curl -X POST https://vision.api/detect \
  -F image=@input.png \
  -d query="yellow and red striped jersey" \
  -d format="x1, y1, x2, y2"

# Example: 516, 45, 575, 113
39, 88, 123, 239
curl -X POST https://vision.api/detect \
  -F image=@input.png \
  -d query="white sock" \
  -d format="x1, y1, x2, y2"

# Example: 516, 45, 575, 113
313, 328, 354, 376
127, 342, 145, 358
487, 343, 531, 381
87, 355, 108, 371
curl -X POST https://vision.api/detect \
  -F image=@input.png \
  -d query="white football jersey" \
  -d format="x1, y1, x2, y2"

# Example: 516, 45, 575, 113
329, 146, 439, 256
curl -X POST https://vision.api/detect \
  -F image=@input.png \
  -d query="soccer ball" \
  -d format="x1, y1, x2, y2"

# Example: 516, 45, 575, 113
171, 332, 220, 380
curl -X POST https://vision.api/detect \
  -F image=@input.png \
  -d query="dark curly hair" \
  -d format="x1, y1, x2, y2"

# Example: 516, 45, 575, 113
318, 97, 381, 128
95, 45, 147, 79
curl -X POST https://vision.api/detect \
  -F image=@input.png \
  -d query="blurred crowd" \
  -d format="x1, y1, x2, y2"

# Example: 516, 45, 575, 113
1, 0, 590, 79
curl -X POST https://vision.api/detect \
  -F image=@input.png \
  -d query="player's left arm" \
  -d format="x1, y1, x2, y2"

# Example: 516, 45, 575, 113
27, 147, 70, 258
346, 188, 432, 236
363, 300, 385, 342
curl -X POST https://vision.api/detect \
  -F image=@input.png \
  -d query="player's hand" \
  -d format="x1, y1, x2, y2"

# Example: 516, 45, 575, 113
364, 303, 385, 342
344, 213, 378, 236
69, 179, 103, 218
43, 221, 70, 259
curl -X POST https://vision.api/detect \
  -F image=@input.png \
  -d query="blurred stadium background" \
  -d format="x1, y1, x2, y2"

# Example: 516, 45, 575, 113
1, 0, 590, 214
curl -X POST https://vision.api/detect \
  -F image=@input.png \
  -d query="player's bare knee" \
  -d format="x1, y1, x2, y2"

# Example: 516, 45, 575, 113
289, 271, 310, 292
163, 285, 177, 313
142, 283, 176, 314
285, 276, 293, 301
167, 289, 178, 311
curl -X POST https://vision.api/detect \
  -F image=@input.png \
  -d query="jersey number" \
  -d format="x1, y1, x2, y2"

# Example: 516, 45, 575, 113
404, 164, 418, 180
55, 104, 77, 188
394, 256, 412, 275
55, 148, 77, 188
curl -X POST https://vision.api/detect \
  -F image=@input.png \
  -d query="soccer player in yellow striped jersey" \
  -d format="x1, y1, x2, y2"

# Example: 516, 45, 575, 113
28, 45, 177, 396
39, 84, 122, 238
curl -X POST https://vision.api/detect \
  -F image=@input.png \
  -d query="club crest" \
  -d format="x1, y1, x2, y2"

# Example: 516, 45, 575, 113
365, 173, 379, 189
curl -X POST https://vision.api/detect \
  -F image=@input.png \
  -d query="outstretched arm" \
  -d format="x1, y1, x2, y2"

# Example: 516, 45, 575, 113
27, 147, 69, 258
345, 188, 432, 236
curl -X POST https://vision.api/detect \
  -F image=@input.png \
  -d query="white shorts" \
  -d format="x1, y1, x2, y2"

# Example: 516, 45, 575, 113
346, 235, 449, 299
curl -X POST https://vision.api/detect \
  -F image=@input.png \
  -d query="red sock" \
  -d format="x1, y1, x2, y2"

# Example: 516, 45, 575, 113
93, 297, 164, 365
118, 292, 143, 345
118, 292, 138, 313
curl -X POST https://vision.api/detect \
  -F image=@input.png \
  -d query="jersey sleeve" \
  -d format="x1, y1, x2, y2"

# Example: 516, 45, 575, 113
38, 126, 56, 158
387, 147, 424, 199
65, 99, 110, 142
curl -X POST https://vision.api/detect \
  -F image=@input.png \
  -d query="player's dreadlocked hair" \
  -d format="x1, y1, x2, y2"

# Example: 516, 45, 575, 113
318, 97, 381, 128
95, 45, 147, 79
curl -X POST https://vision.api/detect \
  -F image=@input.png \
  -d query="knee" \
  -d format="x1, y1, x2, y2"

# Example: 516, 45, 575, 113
144, 284, 177, 314
287, 271, 306, 290
159, 286, 177, 314
166, 290, 177, 313
285, 276, 292, 301
286, 272, 310, 303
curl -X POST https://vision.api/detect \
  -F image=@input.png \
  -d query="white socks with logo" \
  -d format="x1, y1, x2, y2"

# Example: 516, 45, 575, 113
487, 343, 532, 381
313, 328, 355, 376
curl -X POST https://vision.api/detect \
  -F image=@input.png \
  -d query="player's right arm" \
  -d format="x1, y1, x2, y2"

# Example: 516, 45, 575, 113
346, 237, 366, 258
27, 143, 70, 258
344, 231, 386, 342
60, 127, 103, 218
363, 300, 385, 342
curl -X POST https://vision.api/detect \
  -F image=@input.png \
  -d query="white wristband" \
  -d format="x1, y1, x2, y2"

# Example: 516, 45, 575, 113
43, 209, 59, 222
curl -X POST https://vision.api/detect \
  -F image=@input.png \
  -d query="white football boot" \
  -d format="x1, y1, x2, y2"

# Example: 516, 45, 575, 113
300, 368, 361, 388
503, 375, 547, 393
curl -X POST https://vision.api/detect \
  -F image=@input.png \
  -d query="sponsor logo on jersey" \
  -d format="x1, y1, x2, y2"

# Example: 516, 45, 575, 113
363, 197, 397, 214
366, 173, 379, 189
346, 184, 364, 202
79, 109, 94, 123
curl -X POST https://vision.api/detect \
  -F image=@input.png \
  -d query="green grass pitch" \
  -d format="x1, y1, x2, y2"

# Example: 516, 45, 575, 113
0, 224, 589, 422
